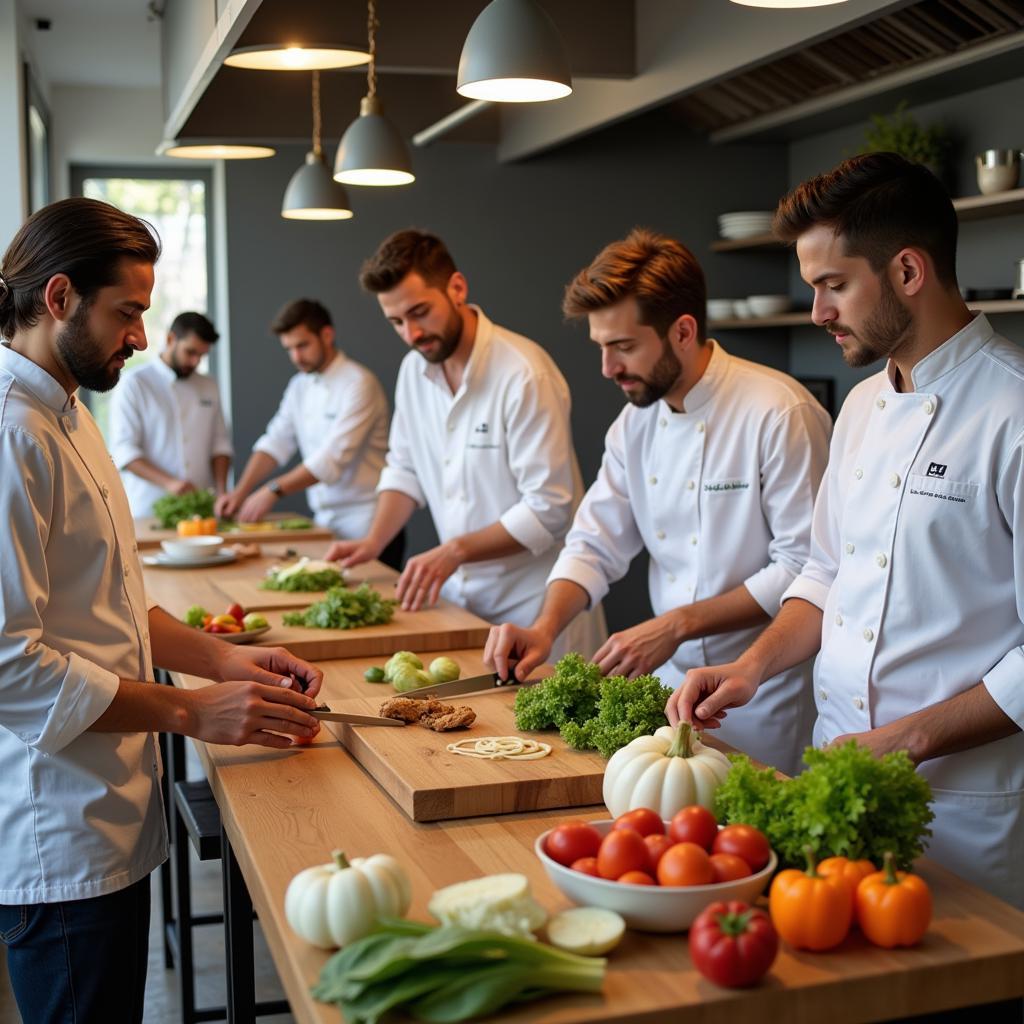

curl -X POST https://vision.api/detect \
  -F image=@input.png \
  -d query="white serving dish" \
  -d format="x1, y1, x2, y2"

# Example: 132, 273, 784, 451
733, 299, 753, 319
706, 299, 736, 320
158, 536, 226, 562
143, 549, 238, 570
746, 294, 792, 317
534, 820, 777, 933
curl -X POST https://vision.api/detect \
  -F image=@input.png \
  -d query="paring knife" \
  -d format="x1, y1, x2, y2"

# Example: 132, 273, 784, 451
406, 671, 523, 701
310, 707, 405, 727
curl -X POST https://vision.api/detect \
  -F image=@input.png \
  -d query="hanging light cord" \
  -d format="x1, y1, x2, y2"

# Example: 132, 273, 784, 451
311, 69, 322, 156
366, 0, 378, 98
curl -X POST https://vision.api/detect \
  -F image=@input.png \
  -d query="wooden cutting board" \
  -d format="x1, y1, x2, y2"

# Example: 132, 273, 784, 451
317, 650, 491, 703
321, 689, 606, 822
210, 564, 400, 612
134, 513, 332, 550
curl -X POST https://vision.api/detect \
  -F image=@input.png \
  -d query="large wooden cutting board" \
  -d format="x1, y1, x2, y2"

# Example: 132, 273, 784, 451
318, 650, 491, 703
210, 563, 400, 612
321, 688, 606, 822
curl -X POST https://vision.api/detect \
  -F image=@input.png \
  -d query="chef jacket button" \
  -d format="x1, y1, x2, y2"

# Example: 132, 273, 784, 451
101, 485, 110, 500
923, 400, 935, 415
853, 696, 865, 710
889, 472, 901, 488
835, 614, 843, 626
659, 418, 667, 428
649, 476, 658, 485
845, 542, 854, 554
863, 627, 874, 642
854, 468, 863, 480
687, 480, 695, 490
876, 553, 888, 568
62, 415, 71, 427
656, 530, 666, 540
123, 566, 130, 577
444, 458, 451, 466
667, 573, 676, 583
819, 688, 828, 701
696, 421, 705, 433
690, 536, 698, 546
876, 397, 886, 409
447, 424, 455, 432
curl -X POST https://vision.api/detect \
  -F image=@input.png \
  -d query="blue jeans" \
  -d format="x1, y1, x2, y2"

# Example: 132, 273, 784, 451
0, 874, 150, 1024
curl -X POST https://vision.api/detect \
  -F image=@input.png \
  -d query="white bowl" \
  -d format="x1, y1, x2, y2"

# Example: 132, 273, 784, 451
160, 536, 225, 562
535, 820, 776, 933
746, 294, 792, 317
706, 299, 736, 320
734, 299, 753, 319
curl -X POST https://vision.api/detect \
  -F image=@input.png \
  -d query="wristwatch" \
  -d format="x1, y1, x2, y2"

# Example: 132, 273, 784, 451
268, 479, 285, 498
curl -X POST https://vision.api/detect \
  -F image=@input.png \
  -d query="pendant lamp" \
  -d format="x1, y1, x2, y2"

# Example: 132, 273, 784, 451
282, 71, 354, 220
457, 0, 572, 103
225, 43, 370, 72
158, 141, 276, 159
333, 0, 415, 186
730, 0, 846, 6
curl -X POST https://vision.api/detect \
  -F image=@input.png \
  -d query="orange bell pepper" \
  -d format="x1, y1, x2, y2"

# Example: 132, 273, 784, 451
856, 852, 931, 948
818, 856, 877, 917
769, 846, 853, 951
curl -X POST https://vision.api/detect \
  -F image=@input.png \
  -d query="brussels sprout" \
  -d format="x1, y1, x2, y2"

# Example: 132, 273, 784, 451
428, 657, 461, 684
363, 666, 386, 683
242, 612, 268, 631
391, 662, 435, 693
184, 605, 207, 629
384, 651, 423, 682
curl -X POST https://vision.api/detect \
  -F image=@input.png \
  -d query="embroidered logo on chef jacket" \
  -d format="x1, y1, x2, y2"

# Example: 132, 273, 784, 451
926, 462, 947, 478
323, 411, 337, 419
474, 422, 489, 433
703, 478, 750, 493
200, 398, 213, 407
467, 421, 499, 450
908, 472, 977, 506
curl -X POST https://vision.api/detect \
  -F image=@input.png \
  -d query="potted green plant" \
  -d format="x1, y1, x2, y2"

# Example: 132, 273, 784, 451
861, 101, 951, 181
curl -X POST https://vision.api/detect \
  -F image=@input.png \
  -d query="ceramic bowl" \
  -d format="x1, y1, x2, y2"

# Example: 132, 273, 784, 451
706, 299, 736, 320
534, 820, 777, 932
733, 299, 753, 319
160, 535, 225, 562
746, 294, 792, 317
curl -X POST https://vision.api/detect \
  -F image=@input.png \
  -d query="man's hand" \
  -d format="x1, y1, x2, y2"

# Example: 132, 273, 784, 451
212, 644, 323, 699
593, 613, 682, 679
238, 487, 277, 523
395, 541, 463, 611
169, 478, 196, 496
665, 660, 759, 729
484, 623, 552, 682
215, 490, 244, 519
185, 680, 320, 748
324, 537, 381, 568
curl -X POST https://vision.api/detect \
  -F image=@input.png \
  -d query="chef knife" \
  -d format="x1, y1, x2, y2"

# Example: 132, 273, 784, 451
406, 671, 524, 701
309, 707, 406, 727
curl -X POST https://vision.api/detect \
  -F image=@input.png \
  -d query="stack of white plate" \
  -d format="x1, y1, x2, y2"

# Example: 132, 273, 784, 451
717, 211, 774, 240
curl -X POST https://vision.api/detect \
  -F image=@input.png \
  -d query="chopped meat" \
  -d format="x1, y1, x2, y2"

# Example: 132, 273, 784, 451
379, 696, 454, 722
420, 706, 477, 732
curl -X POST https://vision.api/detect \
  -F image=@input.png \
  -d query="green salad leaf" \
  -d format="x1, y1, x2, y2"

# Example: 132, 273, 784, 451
151, 489, 215, 529
714, 741, 934, 868
260, 568, 344, 592
282, 584, 396, 630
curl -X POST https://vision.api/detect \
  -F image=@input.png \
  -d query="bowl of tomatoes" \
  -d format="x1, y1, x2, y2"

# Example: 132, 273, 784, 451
534, 807, 776, 932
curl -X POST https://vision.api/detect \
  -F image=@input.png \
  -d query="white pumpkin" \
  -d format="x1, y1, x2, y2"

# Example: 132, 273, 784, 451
603, 723, 732, 819
284, 850, 411, 949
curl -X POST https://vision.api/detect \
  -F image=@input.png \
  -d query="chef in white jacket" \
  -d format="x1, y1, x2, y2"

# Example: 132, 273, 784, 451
669, 153, 1024, 908
486, 229, 830, 776
327, 229, 605, 656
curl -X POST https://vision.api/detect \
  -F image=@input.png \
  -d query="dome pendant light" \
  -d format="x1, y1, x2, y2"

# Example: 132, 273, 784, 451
225, 43, 370, 72
282, 71, 354, 220
730, 0, 846, 7
457, 0, 572, 103
333, 0, 415, 187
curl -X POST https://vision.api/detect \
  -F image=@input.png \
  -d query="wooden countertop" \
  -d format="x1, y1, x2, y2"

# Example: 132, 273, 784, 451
134, 512, 333, 550
171, 664, 1024, 1024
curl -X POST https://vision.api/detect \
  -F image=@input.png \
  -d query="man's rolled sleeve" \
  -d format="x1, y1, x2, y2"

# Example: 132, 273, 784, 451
781, 572, 831, 611
500, 502, 553, 556
744, 562, 798, 615
377, 464, 426, 507
547, 553, 610, 609
983, 648, 1024, 731
32, 654, 121, 756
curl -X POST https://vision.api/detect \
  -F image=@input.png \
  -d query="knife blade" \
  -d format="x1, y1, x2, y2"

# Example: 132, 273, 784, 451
310, 709, 405, 727
406, 671, 522, 701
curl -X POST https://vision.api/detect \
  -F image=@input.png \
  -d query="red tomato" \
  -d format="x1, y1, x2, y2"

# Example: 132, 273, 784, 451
544, 823, 602, 867
597, 828, 650, 880
290, 732, 315, 746
570, 857, 600, 877
227, 603, 245, 623
644, 833, 675, 874
617, 870, 656, 885
668, 806, 718, 850
710, 853, 752, 883
689, 900, 778, 988
712, 825, 771, 872
208, 623, 230, 634
656, 842, 714, 887
612, 807, 665, 838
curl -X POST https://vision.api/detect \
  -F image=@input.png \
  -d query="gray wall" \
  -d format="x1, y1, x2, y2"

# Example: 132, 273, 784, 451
221, 109, 789, 632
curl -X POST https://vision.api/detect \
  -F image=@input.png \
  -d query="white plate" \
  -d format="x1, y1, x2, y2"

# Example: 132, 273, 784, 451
215, 624, 272, 644
142, 550, 238, 569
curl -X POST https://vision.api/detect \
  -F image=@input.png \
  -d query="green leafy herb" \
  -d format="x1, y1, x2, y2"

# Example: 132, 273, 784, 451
260, 567, 344, 592
276, 517, 312, 530
513, 653, 602, 731
312, 919, 605, 1024
151, 489, 215, 529
282, 584, 396, 630
714, 741, 934, 869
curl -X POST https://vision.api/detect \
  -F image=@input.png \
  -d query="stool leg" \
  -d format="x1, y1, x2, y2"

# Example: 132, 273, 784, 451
158, 729, 176, 969
221, 826, 256, 1023
173, 788, 198, 1022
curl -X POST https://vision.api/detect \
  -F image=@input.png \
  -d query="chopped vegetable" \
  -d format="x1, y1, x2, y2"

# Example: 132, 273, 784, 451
282, 584, 396, 630
152, 489, 216, 529
713, 742, 934, 869
363, 666, 386, 683
260, 557, 344, 592
428, 874, 546, 938
312, 919, 606, 1024
428, 656, 460, 684
184, 605, 207, 628
546, 908, 624, 956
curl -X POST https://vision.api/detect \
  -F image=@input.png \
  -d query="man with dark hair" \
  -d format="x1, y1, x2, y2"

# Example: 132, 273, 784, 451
485, 228, 831, 775
327, 229, 606, 657
217, 298, 395, 561
669, 152, 1024, 907
0, 199, 322, 1023
110, 309, 233, 517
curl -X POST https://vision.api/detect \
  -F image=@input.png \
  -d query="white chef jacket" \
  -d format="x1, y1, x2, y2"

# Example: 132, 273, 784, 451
253, 350, 389, 540
378, 306, 606, 656
0, 343, 166, 904
109, 357, 234, 517
784, 314, 1024, 907
549, 341, 831, 776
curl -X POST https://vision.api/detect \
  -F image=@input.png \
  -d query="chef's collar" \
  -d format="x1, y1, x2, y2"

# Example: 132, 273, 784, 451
891, 313, 994, 393
311, 347, 347, 382
0, 341, 79, 413
153, 355, 177, 383
419, 304, 492, 390
662, 338, 729, 416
